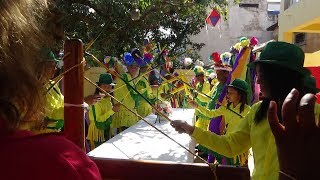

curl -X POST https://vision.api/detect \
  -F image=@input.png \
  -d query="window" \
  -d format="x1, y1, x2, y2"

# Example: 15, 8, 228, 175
284, 0, 299, 10
294, 33, 306, 45
239, 3, 259, 8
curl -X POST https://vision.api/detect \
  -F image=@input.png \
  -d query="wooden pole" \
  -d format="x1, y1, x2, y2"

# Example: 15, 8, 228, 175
63, 39, 85, 151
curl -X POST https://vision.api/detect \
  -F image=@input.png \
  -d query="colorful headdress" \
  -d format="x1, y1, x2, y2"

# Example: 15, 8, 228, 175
209, 52, 220, 63
123, 48, 145, 67
193, 65, 205, 76
230, 42, 241, 54
220, 52, 232, 64
195, 59, 204, 67
143, 53, 153, 64
149, 69, 161, 85
240, 37, 250, 47
183, 57, 193, 66
104, 56, 118, 69
211, 51, 232, 72
250, 37, 259, 46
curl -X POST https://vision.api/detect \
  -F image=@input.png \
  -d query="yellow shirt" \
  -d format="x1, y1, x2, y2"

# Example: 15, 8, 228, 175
158, 82, 172, 102
45, 82, 64, 130
194, 81, 216, 130
192, 102, 320, 179
114, 73, 136, 110
197, 103, 251, 134
136, 75, 155, 117
45, 83, 64, 120
195, 81, 212, 104
136, 75, 155, 101
87, 97, 114, 143
112, 73, 139, 128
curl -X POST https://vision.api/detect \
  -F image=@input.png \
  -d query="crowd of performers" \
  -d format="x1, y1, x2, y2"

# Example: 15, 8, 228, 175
2, 1, 320, 179
37, 38, 253, 147
171, 41, 320, 179
35, 37, 251, 151
33, 37, 320, 171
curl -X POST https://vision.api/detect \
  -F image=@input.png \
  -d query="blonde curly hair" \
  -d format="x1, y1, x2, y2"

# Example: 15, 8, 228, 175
0, 0, 53, 132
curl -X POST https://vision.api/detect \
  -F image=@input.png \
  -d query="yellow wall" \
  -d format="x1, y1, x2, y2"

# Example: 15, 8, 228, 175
279, 0, 320, 67
279, 0, 320, 41
304, 50, 320, 67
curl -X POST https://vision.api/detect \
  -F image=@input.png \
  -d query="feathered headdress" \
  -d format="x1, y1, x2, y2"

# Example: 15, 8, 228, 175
209, 52, 220, 63
250, 37, 259, 46
183, 57, 193, 66
210, 51, 232, 71
123, 48, 145, 67
195, 59, 204, 67
193, 65, 205, 76
240, 37, 250, 47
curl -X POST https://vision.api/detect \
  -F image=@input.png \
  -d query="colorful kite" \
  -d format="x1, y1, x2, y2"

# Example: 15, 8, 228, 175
205, 9, 221, 27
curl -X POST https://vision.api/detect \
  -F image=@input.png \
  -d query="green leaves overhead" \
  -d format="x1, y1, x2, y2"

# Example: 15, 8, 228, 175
55, 0, 235, 61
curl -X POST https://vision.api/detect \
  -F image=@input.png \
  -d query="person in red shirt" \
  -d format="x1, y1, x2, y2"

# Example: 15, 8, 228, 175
0, 0, 101, 179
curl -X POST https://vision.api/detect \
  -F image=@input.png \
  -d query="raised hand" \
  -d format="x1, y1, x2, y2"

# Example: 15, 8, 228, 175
84, 94, 102, 105
268, 88, 320, 179
112, 103, 121, 112
188, 100, 198, 108
170, 120, 195, 135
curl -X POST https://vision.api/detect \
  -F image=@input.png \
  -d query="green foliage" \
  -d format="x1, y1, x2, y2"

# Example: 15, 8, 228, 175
55, 0, 236, 62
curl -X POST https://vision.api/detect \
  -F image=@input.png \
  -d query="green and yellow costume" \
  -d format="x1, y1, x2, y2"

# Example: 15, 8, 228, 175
192, 102, 320, 179
136, 75, 156, 118
43, 81, 64, 132
112, 73, 139, 128
197, 103, 251, 165
194, 80, 212, 130
87, 96, 115, 149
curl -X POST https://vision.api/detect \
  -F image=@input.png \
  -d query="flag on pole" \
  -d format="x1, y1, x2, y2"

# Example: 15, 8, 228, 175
205, 9, 221, 27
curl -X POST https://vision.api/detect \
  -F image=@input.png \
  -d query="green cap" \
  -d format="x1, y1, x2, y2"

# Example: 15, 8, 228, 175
247, 41, 310, 76
96, 73, 115, 86
228, 78, 249, 93
206, 69, 214, 75
304, 75, 319, 93
41, 48, 60, 62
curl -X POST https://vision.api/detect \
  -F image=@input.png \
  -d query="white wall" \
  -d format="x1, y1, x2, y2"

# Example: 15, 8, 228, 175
190, 0, 274, 64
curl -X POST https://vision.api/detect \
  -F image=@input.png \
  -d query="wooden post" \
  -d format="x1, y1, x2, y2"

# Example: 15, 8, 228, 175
63, 39, 85, 151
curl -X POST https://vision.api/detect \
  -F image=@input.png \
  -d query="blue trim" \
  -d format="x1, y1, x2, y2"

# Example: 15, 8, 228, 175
267, 10, 280, 15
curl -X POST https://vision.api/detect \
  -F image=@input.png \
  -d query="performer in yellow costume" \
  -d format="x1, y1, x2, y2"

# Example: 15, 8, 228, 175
158, 73, 179, 108
87, 73, 120, 149
171, 42, 319, 179
192, 66, 212, 130
136, 64, 156, 118
190, 78, 251, 165
112, 49, 141, 130
35, 51, 64, 133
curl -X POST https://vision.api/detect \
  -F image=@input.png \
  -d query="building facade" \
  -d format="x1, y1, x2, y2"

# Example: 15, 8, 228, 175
191, 0, 275, 64
278, 0, 320, 98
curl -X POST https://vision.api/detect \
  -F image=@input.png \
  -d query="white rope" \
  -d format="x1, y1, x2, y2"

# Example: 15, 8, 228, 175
64, 102, 89, 108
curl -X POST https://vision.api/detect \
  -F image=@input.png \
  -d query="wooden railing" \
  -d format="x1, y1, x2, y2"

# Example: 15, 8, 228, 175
92, 158, 250, 180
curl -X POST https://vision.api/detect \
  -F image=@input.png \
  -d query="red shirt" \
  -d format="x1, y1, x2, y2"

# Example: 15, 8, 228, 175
0, 130, 101, 180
